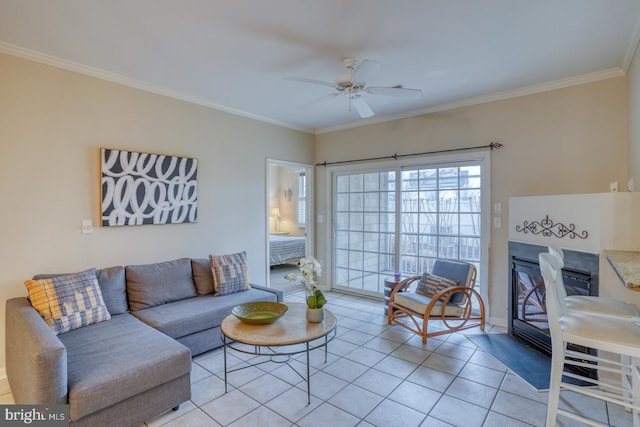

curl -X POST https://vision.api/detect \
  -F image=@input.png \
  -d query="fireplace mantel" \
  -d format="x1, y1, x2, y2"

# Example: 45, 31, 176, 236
509, 192, 640, 254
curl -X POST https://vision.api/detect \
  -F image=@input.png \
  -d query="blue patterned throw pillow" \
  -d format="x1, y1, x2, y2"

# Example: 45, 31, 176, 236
210, 251, 250, 296
24, 268, 111, 335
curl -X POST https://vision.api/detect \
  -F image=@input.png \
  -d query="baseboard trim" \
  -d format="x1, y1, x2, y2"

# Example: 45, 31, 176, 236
489, 316, 507, 329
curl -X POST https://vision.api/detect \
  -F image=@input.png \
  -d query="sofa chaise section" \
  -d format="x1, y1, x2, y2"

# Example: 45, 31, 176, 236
59, 314, 191, 425
6, 298, 191, 427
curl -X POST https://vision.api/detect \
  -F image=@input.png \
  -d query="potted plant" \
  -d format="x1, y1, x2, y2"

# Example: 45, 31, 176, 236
285, 256, 326, 322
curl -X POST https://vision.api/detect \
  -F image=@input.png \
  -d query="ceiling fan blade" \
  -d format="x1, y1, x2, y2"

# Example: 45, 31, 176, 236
351, 96, 374, 118
300, 92, 341, 110
366, 86, 423, 99
284, 76, 336, 88
351, 59, 382, 82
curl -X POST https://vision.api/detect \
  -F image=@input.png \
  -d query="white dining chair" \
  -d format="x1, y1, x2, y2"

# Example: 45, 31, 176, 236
540, 252, 640, 427
548, 245, 639, 319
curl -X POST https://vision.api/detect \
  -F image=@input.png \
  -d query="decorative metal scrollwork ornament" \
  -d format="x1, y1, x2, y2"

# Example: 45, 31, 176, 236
515, 214, 588, 239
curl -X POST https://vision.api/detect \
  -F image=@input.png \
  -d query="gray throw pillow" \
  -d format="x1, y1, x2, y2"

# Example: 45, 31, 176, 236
96, 266, 129, 314
126, 258, 197, 311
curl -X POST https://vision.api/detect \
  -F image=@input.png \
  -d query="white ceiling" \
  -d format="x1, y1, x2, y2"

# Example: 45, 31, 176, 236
1, 1, 640, 134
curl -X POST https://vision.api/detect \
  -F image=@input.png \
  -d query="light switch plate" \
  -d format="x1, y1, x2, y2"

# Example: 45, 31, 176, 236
493, 217, 502, 228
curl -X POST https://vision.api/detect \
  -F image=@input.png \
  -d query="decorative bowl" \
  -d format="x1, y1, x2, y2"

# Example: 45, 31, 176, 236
232, 302, 289, 325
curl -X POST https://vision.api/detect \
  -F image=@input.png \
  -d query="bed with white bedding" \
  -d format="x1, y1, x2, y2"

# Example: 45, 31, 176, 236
269, 234, 306, 266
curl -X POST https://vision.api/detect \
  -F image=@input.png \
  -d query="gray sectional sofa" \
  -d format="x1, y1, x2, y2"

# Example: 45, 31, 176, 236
5, 257, 283, 427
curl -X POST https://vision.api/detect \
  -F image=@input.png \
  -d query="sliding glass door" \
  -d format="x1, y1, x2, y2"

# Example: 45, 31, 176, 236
332, 157, 487, 299
399, 164, 482, 288
334, 171, 396, 293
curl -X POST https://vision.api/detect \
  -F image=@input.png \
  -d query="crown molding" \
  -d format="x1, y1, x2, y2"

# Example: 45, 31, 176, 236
0, 41, 625, 137
316, 67, 626, 134
0, 42, 314, 134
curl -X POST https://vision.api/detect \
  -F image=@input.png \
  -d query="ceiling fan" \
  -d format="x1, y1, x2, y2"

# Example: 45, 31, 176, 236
285, 58, 422, 118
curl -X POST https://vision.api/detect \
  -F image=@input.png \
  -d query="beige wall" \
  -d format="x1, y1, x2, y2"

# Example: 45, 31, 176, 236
315, 77, 628, 325
0, 53, 314, 371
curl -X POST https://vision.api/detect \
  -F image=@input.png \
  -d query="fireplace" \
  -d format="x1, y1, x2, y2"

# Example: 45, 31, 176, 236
508, 241, 599, 355
508, 192, 640, 381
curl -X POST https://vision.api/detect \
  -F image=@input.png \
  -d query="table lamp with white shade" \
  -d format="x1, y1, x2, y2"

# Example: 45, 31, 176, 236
271, 207, 281, 231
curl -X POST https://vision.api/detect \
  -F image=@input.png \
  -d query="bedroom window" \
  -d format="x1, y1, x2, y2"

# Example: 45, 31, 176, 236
297, 172, 306, 227
331, 156, 488, 300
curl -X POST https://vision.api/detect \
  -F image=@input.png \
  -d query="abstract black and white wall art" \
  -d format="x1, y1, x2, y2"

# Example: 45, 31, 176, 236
101, 148, 198, 226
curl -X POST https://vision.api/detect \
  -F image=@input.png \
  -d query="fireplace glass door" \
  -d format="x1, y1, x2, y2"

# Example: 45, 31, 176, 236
512, 258, 591, 354
515, 263, 548, 334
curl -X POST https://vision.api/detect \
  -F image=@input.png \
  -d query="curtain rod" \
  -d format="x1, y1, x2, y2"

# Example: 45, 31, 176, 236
315, 142, 504, 167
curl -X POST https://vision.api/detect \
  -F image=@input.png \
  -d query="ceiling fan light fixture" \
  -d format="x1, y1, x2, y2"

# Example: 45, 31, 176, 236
343, 58, 357, 70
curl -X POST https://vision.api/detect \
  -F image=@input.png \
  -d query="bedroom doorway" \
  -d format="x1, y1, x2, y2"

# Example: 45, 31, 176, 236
266, 159, 314, 293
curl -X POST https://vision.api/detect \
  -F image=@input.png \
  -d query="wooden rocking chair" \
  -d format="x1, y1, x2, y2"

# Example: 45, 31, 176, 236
387, 259, 485, 344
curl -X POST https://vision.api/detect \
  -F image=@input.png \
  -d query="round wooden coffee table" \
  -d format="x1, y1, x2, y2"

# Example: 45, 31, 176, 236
221, 302, 337, 404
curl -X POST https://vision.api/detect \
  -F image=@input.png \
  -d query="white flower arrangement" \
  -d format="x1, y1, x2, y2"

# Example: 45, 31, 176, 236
285, 256, 327, 309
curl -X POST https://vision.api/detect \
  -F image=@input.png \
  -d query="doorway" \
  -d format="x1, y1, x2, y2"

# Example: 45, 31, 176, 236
265, 159, 314, 292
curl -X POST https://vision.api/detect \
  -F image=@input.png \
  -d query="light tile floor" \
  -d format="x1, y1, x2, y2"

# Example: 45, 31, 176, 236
0, 290, 633, 426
